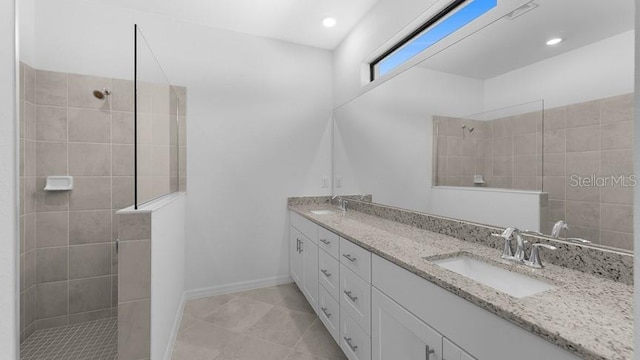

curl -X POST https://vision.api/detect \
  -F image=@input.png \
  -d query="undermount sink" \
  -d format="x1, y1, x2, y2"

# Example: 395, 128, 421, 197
310, 209, 336, 215
430, 254, 556, 298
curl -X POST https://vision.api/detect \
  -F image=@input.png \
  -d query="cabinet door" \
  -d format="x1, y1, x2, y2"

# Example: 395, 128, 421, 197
290, 227, 303, 289
319, 248, 340, 301
443, 338, 462, 360
318, 285, 340, 343
443, 338, 476, 360
301, 237, 319, 313
372, 287, 442, 360
340, 264, 371, 334
340, 309, 371, 360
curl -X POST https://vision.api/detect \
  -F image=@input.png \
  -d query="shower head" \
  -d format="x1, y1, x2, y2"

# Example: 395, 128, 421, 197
462, 124, 475, 133
93, 89, 111, 100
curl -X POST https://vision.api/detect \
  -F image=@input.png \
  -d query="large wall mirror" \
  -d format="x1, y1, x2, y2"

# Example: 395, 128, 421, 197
333, 0, 635, 252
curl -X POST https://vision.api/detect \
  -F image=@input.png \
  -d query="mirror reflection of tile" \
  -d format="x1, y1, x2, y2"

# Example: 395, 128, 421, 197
434, 93, 633, 250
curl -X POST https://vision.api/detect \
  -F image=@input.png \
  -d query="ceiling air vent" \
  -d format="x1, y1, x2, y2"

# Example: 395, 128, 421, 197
506, 2, 538, 20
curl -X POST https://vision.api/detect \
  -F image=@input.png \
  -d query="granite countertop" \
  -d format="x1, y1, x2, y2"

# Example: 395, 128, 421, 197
289, 204, 633, 360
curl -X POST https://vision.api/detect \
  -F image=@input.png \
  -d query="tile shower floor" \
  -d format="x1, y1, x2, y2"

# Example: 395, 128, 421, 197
173, 283, 347, 360
20, 317, 117, 360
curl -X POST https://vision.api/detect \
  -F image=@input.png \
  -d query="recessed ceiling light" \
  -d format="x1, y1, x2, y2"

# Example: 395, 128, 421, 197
322, 17, 337, 28
546, 38, 563, 46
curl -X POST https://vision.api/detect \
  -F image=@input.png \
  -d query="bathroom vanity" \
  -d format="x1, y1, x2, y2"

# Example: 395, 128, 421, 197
288, 199, 632, 360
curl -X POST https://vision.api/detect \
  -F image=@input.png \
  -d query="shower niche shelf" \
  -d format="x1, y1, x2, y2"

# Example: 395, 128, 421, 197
44, 176, 74, 191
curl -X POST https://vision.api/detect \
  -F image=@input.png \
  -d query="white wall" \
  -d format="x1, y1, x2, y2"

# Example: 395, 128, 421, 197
184, 45, 332, 292
484, 31, 635, 110
430, 188, 545, 230
18, 0, 34, 67
31, 0, 334, 293
1, 0, 18, 358
334, 66, 485, 212
149, 194, 186, 360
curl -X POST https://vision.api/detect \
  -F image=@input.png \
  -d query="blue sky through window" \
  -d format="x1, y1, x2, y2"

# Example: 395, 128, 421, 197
378, 0, 497, 77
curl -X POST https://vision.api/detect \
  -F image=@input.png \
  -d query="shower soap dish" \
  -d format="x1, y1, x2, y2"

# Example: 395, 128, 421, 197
44, 176, 73, 191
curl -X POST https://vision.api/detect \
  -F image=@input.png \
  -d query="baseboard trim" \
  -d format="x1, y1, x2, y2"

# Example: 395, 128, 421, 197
163, 292, 187, 360
185, 275, 293, 300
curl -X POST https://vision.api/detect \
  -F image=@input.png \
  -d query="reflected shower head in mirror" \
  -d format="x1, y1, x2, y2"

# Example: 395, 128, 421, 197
462, 124, 474, 138
93, 89, 111, 100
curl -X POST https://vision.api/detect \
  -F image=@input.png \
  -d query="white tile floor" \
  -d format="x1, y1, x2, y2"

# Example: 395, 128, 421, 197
173, 283, 347, 360
20, 317, 117, 360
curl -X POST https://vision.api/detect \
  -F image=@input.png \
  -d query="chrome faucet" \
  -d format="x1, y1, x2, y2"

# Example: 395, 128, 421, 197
524, 243, 557, 268
492, 227, 557, 268
492, 227, 527, 261
551, 220, 569, 238
332, 195, 347, 212
339, 199, 348, 211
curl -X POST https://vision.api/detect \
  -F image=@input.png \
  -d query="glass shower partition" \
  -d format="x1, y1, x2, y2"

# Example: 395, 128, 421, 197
134, 24, 184, 208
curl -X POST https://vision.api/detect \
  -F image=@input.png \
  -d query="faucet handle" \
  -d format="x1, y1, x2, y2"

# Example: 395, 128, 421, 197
526, 243, 557, 268
566, 237, 591, 244
522, 229, 544, 236
492, 233, 514, 258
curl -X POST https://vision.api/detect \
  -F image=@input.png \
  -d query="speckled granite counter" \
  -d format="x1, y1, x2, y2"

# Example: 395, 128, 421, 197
288, 203, 633, 360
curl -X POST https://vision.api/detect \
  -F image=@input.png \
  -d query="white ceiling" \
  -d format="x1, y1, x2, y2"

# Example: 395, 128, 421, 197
419, 0, 635, 79
82, 0, 380, 49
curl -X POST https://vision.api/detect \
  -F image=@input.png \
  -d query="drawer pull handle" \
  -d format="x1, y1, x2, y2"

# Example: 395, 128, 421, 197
344, 290, 358, 302
342, 254, 357, 262
344, 337, 358, 352
296, 239, 300, 252
426, 345, 435, 360
320, 239, 331, 245
321, 269, 332, 278
321, 307, 332, 318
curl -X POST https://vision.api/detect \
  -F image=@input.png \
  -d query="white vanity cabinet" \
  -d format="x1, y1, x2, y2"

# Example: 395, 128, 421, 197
289, 211, 582, 360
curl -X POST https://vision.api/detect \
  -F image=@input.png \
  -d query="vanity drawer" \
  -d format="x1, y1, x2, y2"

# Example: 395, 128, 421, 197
340, 309, 371, 360
319, 248, 340, 301
318, 285, 340, 344
340, 264, 371, 334
340, 238, 371, 282
318, 226, 340, 259
290, 211, 318, 244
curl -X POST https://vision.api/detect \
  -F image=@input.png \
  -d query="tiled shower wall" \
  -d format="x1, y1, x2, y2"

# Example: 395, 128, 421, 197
434, 111, 543, 190
434, 93, 633, 250
18, 62, 187, 341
